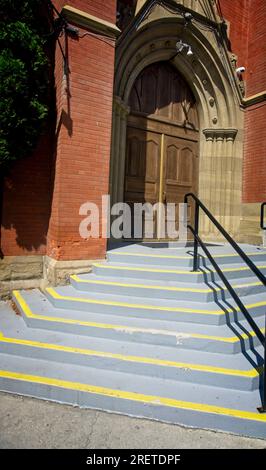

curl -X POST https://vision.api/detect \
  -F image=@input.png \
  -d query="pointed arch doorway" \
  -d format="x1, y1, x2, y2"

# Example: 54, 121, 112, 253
124, 61, 199, 239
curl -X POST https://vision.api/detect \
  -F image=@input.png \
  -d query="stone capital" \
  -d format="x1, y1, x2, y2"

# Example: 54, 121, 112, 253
203, 128, 238, 142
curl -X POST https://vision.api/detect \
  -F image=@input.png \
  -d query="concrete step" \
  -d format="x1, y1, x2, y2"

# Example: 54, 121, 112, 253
3, 242, 265, 440
92, 261, 266, 284
107, 247, 266, 268
71, 273, 266, 302
0, 308, 262, 391
44, 285, 266, 326
0, 352, 265, 439
13, 290, 265, 354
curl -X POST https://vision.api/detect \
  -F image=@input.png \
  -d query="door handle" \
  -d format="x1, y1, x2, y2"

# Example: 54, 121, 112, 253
163, 191, 167, 203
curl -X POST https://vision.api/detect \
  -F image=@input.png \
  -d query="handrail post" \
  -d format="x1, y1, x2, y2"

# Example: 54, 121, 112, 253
259, 203, 266, 412
193, 201, 199, 271
263, 333, 266, 411
260, 202, 266, 230
261, 203, 266, 248
258, 315, 266, 413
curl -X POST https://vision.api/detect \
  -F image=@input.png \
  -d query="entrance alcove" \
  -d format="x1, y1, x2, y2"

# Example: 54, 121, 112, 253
110, 1, 243, 241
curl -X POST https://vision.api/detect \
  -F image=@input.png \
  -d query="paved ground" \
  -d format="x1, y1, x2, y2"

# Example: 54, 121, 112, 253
0, 393, 265, 449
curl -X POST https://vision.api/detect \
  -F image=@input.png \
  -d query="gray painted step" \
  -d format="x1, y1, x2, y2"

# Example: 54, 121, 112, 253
107, 243, 266, 256
92, 262, 266, 284
109, 242, 265, 251
45, 284, 266, 326
0, 308, 262, 391
13, 289, 265, 354
0, 353, 265, 439
3, 242, 266, 439
107, 249, 266, 267
71, 273, 266, 302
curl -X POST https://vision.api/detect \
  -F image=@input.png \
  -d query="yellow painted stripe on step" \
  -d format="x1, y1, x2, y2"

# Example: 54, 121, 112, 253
0, 333, 259, 378
110, 251, 266, 260
206, 251, 266, 258
0, 370, 265, 423
192, 328, 265, 343
13, 291, 153, 332
71, 275, 262, 294
93, 263, 266, 275
12, 291, 265, 344
46, 287, 266, 316
110, 252, 191, 259
232, 281, 262, 289
94, 263, 199, 274
46, 287, 221, 314
71, 275, 218, 293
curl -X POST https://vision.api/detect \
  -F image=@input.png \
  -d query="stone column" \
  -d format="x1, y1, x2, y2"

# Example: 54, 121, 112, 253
199, 128, 239, 240
110, 96, 130, 207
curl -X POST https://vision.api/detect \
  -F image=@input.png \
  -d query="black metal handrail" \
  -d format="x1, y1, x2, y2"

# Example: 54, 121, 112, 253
184, 192, 266, 412
261, 203, 266, 230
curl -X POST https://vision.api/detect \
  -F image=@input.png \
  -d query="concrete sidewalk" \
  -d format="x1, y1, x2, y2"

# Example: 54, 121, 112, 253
0, 393, 265, 449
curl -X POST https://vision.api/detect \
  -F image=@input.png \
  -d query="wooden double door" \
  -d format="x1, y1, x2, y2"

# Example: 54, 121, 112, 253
124, 62, 199, 239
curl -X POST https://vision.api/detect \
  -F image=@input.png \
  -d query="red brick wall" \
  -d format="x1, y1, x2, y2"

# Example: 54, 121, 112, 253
1, 133, 52, 256
243, 0, 266, 203
242, 0, 266, 203
1, 0, 116, 260
243, 102, 266, 202
46, 3, 116, 261
218, 0, 249, 69
219, 0, 266, 203
245, 0, 266, 97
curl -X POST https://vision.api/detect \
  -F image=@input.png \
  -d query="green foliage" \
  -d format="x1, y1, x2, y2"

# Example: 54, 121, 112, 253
0, 0, 52, 170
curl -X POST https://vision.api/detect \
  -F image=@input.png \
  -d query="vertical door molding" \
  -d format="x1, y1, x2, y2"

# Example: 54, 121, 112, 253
110, 96, 130, 206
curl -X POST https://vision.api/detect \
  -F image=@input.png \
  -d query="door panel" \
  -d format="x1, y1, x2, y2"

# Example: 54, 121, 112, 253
129, 62, 199, 130
163, 135, 198, 236
124, 127, 161, 238
124, 127, 161, 205
124, 128, 198, 239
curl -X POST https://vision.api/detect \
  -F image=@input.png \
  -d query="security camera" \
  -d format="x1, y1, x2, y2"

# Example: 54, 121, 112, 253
236, 67, 246, 74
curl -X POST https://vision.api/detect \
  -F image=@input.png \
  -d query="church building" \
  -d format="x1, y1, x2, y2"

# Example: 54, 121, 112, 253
1, 1, 266, 440
0, 0, 265, 294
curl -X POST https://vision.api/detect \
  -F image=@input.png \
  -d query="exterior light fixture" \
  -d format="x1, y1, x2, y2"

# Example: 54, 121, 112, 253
176, 40, 193, 56
184, 12, 193, 22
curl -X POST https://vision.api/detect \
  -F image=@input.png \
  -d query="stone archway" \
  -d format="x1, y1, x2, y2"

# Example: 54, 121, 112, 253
110, 0, 244, 239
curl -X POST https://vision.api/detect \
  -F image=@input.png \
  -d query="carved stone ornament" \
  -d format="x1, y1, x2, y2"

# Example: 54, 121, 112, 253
203, 128, 238, 142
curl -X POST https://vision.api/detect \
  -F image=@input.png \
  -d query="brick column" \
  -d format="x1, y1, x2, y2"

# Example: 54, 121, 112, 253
45, 1, 119, 283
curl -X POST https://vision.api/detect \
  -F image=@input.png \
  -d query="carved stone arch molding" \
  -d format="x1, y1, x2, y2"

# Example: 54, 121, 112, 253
110, 0, 244, 238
